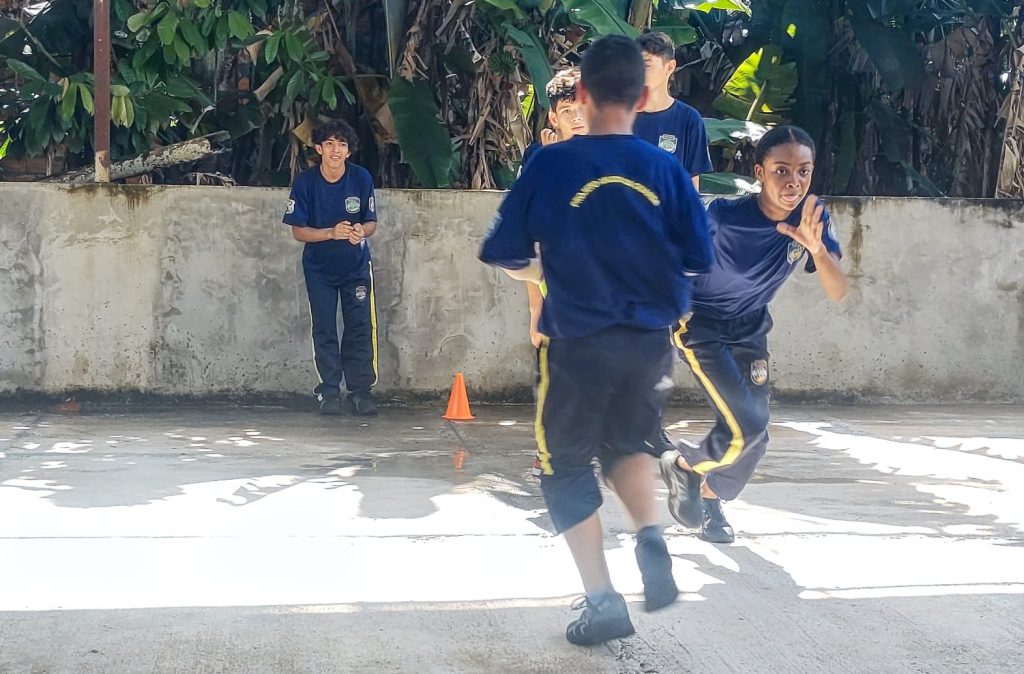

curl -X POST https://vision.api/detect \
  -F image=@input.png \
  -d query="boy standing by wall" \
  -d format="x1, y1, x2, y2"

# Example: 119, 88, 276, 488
283, 120, 379, 416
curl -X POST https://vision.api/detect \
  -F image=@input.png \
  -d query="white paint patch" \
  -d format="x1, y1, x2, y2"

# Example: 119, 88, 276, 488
925, 436, 1024, 461
48, 442, 91, 454
778, 422, 1024, 534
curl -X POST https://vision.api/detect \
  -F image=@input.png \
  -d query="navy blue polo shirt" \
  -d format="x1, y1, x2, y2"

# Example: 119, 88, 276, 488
634, 100, 713, 176
480, 134, 713, 340
517, 142, 542, 178
283, 164, 377, 282
691, 195, 843, 320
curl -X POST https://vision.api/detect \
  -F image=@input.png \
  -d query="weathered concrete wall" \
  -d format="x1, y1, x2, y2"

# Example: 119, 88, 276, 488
0, 184, 1022, 401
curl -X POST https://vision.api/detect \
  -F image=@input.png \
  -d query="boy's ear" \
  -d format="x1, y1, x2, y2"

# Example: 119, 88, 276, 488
634, 85, 650, 112
576, 80, 590, 105
547, 108, 558, 128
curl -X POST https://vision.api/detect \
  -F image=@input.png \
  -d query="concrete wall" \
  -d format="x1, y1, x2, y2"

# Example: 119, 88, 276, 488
0, 183, 1022, 402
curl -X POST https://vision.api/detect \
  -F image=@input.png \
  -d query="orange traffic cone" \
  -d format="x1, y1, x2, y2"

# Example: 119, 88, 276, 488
442, 373, 475, 421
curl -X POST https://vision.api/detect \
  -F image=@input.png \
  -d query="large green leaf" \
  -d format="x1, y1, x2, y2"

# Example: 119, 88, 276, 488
692, 0, 752, 14
650, 11, 699, 46
5, 58, 45, 82
282, 70, 306, 109
126, 11, 151, 33
322, 78, 338, 110
79, 84, 94, 114
848, 1, 924, 91
477, 0, 526, 20
562, 0, 637, 37
227, 11, 253, 40
388, 77, 455, 188
699, 172, 760, 195
713, 46, 796, 124
504, 24, 553, 109
702, 118, 767, 146
180, 18, 204, 51
59, 82, 78, 121
265, 32, 282, 63
157, 11, 178, 46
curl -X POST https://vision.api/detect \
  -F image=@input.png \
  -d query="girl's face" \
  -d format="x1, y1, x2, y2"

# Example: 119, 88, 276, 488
754, 142, 815, 216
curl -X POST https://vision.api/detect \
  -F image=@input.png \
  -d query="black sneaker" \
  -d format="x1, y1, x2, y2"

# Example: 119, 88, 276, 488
317, 392, 342, 416
700, 498, 735, 544
347, 391, 378, 416
565, 592, 635, 646
634, 529, 679, 612
659, 449, 704, 528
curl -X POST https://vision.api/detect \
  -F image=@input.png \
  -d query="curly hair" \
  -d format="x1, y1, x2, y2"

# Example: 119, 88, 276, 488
545, 67, 581, 109
312, 119, 359, 154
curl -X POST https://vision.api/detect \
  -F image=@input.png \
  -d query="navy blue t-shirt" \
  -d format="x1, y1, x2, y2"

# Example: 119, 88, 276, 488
283, 164, 377, 282
517, 142, 542, 178
634, 100, 713, 176
691, 195, 842, 320
480, 135, 713, 340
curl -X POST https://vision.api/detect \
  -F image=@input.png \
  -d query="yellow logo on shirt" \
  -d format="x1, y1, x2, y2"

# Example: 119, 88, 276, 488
570, 176, 661, 208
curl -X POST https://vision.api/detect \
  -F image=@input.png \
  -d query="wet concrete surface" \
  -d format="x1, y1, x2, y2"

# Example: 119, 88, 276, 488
1, 403, 1023, 673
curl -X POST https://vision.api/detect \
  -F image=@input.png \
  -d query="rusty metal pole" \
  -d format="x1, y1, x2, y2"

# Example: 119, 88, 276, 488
93, 0, 111, 182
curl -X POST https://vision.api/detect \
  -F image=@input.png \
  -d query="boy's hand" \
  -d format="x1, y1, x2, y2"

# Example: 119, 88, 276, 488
334, 221, 354, 241
776, 195, 825, 256
530, 327, 545, 349
348, 223, 365, 245
540, 128, 558, 146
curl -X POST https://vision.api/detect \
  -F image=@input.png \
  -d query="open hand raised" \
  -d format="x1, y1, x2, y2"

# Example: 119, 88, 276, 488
775, 196, 825, 256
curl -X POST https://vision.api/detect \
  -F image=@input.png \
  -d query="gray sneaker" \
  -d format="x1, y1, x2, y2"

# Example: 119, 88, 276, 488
659, 449, 704, 528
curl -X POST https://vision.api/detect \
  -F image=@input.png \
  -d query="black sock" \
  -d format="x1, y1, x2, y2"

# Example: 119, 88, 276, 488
637, 525, 663, 547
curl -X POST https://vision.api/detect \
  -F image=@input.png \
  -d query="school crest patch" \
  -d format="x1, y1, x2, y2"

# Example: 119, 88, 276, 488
751, 359, 769, 386
658, 134, 678, 154
787, 241, 805, 264
355, 285, 367, 302
285, 199, 295, 215
346, 196, 361, 213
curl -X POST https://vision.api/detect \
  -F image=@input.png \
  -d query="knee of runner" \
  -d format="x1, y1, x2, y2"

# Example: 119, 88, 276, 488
540, 468, 603, 534
746, 406, 771, 437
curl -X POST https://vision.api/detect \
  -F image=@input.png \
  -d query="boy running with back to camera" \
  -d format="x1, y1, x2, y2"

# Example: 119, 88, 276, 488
481, 36, 713, 646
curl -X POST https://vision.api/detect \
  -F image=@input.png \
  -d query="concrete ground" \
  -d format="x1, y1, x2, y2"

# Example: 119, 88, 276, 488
1, 403, 1022, 673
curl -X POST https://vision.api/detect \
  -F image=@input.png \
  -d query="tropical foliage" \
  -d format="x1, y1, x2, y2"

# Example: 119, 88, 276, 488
0, 0, 1020, 196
